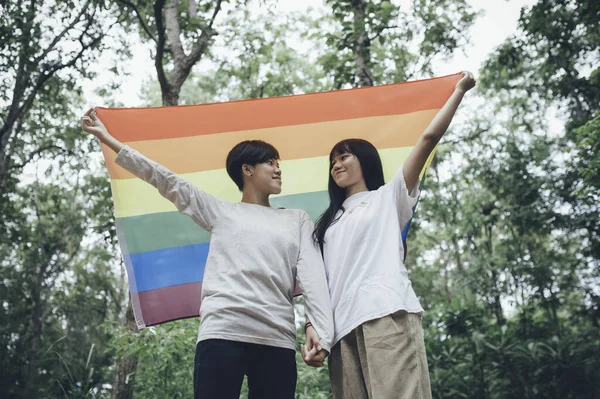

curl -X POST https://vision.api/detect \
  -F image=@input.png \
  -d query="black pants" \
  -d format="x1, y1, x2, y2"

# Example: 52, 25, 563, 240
194, 339, 297, 399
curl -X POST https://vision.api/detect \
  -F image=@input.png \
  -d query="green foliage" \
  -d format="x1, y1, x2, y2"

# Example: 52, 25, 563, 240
480, 0, 599, 129
106, 319, 197, 398
572, 112, 600, 202
0, 176, 121, 398
105, 319, 333, 398
295, 322, 333, 398
406, 2, 600, 394
0, 0, 124, 195
318, 0, 478, 87
140, 9, 334, 106
2, 0, 598, 398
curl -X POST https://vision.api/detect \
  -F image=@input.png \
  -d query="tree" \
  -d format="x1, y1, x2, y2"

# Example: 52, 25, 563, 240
318, 0, 478, 88
114, 0, 235, 106
0, 171, 123, 398
405, 1, 600, 397
0, 2, 130, 397
480, 0, 600, 257
0, 0, 124, 195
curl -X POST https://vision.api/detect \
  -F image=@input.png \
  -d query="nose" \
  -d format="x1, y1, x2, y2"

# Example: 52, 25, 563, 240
274, 166, 281, 175
332, 161, 342, 172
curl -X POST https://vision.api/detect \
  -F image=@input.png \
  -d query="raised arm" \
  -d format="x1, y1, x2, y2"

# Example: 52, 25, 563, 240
81, 107, 124, 153
402, 71, 476, 192
81, 107, 226, 231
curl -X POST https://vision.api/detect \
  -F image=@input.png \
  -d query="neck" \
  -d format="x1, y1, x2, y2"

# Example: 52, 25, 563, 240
241, 187, 271, 207
345, 180, 368, 199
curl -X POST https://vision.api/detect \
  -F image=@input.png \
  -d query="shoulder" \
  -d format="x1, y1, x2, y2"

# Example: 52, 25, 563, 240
285, 208, 313, 226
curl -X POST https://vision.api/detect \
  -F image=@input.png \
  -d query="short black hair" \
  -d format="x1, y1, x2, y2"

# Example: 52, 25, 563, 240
226, 140, 280, 191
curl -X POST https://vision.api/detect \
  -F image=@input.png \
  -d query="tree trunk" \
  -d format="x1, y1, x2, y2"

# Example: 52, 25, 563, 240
111, 297, 139, 399
109, 2, 222, 396
352, 0, 374, 87
24, 283, 43, 398
162, 88, 180, 107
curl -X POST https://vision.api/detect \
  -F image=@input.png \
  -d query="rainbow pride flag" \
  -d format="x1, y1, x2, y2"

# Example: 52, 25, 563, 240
97, 73, 461, 328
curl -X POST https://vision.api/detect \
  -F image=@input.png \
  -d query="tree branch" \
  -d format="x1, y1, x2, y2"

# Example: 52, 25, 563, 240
443, 127, 490, 147
164, 0, 186, 62
8, 145, 75, 171
370, 24, 398, 41
16, 31, 107, 129
153, 0, 168, 101
186, 0, 222, 67
208, 0, 223, 29
2, 9, 124, 159
188, 0, 197, 18
117, 0, 157, 43
33, 0, 91, 65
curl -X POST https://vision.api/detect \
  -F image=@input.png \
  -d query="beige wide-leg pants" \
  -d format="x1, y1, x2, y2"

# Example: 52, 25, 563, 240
328, 311, 432, 399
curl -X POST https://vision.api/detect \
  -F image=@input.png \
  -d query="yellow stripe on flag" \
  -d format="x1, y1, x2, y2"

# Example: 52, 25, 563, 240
111, 146, 414, 218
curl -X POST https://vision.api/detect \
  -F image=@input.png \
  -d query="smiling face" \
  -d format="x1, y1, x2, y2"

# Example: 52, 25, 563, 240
330, 151, 365, 189
247, 158, 282, 195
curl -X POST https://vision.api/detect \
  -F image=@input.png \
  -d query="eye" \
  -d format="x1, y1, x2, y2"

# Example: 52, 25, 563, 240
267, 160, 273, 166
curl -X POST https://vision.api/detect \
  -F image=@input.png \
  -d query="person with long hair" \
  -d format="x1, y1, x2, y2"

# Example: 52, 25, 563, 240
80, 108, 333, 399
305, 72, 476, 398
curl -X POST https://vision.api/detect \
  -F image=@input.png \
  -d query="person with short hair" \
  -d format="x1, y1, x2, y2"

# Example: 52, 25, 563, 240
81, 108, 334, 399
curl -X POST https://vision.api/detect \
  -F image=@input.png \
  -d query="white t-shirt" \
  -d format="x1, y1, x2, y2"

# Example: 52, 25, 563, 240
323, 166, 423, 345
116, 147, 334, 352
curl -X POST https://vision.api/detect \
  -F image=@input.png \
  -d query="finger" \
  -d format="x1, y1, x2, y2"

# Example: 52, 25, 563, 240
308, 361, 324, 367
309, 336, 321, 352
84, 108, 94, 117
305, 346, 319, 361
312, 353, 326, 362
305, 338, 314, 351
301, 344, 307, 359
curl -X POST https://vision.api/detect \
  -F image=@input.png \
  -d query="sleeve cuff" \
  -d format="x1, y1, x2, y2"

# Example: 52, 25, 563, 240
399, 165, 421, 205
114, 145, 132, 167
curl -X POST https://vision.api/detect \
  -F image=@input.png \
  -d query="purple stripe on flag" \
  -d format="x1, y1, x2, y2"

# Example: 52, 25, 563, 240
138, 281, 203, 326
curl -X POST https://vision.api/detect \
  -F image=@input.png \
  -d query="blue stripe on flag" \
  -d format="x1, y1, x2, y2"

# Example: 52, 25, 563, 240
129, 243, 209, 293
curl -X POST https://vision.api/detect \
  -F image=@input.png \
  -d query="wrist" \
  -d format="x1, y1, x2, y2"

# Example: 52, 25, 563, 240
304, 321, 313, 333
96, 131, 111, 142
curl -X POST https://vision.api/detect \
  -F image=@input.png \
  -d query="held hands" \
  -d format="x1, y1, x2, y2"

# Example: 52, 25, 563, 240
301, 325, 328, 368
81, 107, 109, 139
456, 71, 476, 94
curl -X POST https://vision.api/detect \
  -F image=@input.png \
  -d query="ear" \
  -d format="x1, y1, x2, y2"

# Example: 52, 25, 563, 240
242, 163, 254, 177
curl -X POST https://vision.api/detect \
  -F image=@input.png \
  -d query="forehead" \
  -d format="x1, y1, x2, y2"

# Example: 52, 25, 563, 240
331, 151, 352, 161
258, 158, 279, 164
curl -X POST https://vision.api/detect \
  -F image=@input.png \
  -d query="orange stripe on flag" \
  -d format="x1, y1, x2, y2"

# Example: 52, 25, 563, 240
102, 110, 438, 179
95, 74, 460, 143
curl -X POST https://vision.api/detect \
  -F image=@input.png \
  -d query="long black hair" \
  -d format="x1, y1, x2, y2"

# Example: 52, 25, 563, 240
313, 138, 385, 251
